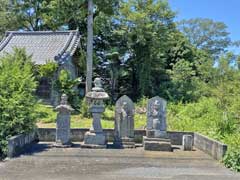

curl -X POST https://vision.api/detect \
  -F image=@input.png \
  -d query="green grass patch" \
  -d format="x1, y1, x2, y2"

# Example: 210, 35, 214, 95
36, 102, 147, 129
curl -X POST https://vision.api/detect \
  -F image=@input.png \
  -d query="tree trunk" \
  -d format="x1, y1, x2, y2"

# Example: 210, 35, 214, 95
86, 0, 93, 93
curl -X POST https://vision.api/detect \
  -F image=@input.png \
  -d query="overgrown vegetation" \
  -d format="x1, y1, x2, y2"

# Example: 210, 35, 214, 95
0, 49, 37, 158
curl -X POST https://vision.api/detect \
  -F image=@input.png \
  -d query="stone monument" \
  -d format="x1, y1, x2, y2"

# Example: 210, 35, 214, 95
143, 96, 172, 151
82, 78, 109, 148
55, 94, 73, 147
114, 95, 135, 148
182, 134, 193, 151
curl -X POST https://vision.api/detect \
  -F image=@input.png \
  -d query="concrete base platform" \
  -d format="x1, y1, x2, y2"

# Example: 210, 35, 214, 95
1, 142, 240, 180
81, 144, 107, 149
114, 137, 135, 148
143, 136, 172, 151
53, 142, 73, 148
83, 131, 107, 148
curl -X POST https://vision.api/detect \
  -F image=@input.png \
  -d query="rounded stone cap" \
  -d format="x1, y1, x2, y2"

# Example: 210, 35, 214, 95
86, 91, 109, 100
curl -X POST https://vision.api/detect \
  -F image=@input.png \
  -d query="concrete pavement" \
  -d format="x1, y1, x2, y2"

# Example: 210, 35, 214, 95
0, 142, 239, 180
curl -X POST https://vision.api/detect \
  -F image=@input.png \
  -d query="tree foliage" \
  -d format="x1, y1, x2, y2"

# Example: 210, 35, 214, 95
178, 18, 232, 58
0, 48, 37, 158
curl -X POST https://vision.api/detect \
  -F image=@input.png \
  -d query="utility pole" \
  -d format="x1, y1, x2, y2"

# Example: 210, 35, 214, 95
86, 0, 93, 93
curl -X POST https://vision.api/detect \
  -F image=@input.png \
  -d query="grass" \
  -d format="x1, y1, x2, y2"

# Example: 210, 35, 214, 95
36, 103, 147, 129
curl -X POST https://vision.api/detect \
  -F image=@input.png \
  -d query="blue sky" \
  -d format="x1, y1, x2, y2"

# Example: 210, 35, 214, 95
169, 0, 240, 53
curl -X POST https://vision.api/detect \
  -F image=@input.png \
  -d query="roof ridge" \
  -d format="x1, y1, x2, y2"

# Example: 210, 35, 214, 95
0, 32, 13, 52
69, 32, 81, 56
6, 30, 79, 35
54, 32, 75, 60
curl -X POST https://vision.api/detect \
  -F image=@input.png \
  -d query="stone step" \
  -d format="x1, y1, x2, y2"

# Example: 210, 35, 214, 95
143, 136, 171, 142
143, 140, 172, 151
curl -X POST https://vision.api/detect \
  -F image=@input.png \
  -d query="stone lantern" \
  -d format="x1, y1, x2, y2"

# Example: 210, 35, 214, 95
82, 78, 109, 148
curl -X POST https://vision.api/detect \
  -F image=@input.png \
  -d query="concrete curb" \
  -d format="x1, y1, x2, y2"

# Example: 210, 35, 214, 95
194, 132, 227, 160
7, 131, 37, 158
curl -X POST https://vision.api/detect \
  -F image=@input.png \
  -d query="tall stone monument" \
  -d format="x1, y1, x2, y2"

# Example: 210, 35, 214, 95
143, 96, 172, 151
55, 94, 73, 147
82, 78, 109, 148
114, 95, 135, 148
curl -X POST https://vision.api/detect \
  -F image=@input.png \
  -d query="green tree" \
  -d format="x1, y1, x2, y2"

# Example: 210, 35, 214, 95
0, 0, 18, 38
110, 0, 176, 100
8, 0, 52, 31
178, 18, 232, 58
0, 48, 37, 158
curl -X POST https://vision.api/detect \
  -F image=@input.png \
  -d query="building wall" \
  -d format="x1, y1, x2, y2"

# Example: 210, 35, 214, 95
36, 77, 51, 99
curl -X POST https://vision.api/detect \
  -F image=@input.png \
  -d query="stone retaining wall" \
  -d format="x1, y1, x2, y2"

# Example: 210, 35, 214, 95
7, 132, 37, 158
37, 128, 193, 145
194, 132, 227, 160
8, 129, 228, 161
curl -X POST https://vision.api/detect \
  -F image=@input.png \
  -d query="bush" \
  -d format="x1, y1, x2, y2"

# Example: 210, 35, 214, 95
223, 150, 240, 172
80, 98, 91, 118
0, 48, 37, 158
167, 96, 240, 171
55, 69, 81, 111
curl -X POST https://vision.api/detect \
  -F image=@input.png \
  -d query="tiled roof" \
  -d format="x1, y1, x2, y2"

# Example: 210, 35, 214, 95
0, 30, 80, 65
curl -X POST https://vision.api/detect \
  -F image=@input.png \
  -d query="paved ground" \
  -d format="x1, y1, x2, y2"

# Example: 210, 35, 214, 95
0, 143, 239, 180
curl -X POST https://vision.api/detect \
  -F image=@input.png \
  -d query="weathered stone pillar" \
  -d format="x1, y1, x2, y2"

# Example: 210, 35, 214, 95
114, 95, 135, 148
182, 135, 193, 151
55, 94, 73, 147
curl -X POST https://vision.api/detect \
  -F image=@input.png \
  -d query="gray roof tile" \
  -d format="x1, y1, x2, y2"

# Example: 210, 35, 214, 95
0, 30, 80, 65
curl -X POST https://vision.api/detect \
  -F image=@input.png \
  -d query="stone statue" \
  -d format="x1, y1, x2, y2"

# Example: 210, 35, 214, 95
150, 100, 166, 132
144, 96, 171, 151
55, 94, 73, 147
114, 95, 135, 148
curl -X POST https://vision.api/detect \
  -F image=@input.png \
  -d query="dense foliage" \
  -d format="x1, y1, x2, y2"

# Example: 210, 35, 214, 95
0, 49, 37, 158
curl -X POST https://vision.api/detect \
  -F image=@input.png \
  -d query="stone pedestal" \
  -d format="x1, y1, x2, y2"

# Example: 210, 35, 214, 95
82, 132, 106, 148
143, 136, 172, 151
54, 94, 73, 148
182, 135, 193, 151
82, 105, 107, 149
114, 137, 135, 148
55, 117, 72, 147
143, 130, 172, 151
146, 130, 168, 139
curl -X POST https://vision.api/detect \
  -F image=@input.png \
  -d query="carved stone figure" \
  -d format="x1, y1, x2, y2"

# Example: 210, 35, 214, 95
55, 94, 73, 147
147, 97, 167, 138
114, 95, 135, 148
143, 96, 172, 151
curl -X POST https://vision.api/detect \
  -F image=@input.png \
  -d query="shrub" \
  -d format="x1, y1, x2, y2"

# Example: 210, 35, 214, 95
80, 98, 91, 118
0, 48, 37, 158
55, 69, 81, 111
223, 150, 240, 172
